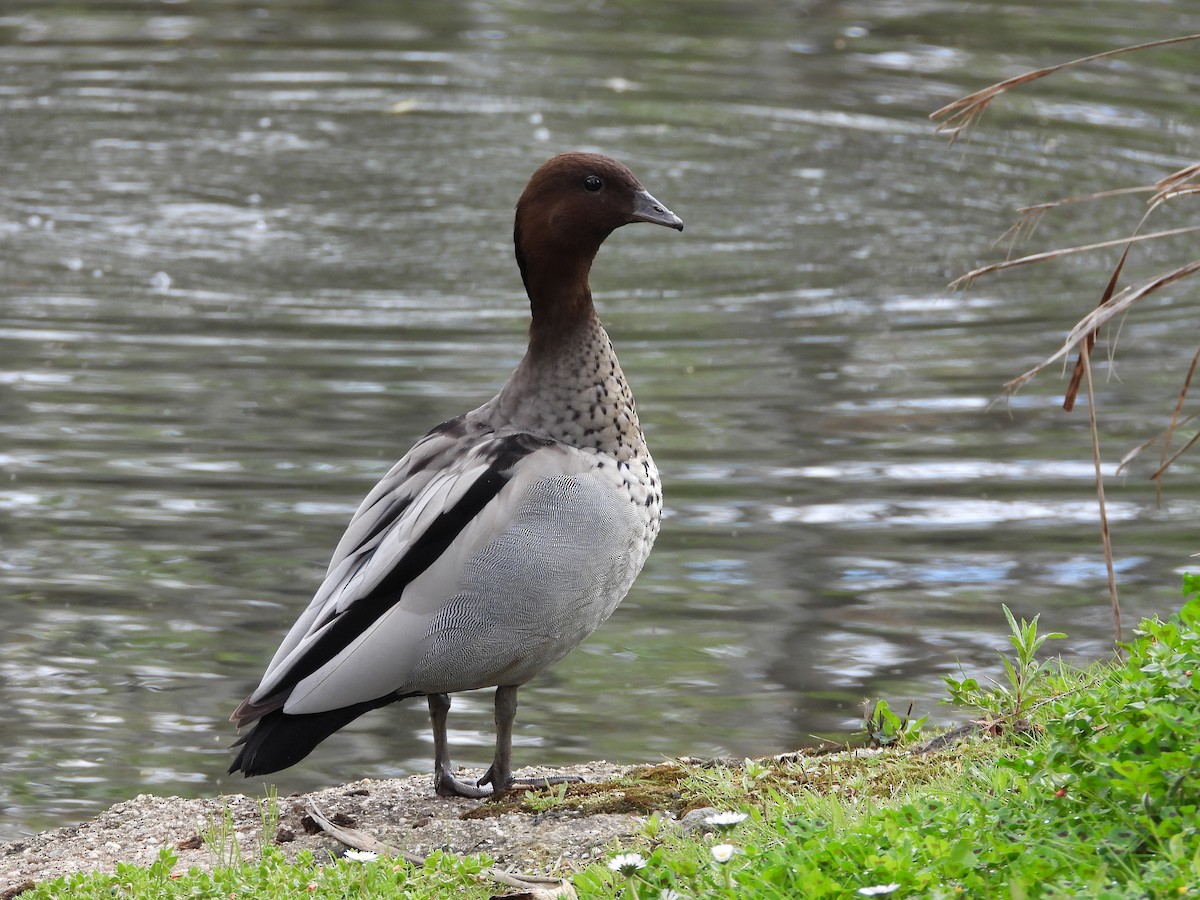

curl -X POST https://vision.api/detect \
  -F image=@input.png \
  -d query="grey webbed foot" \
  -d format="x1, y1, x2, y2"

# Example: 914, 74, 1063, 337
433, 763, 584, 798
433, 765, 494, 799
428, 686, 584, 799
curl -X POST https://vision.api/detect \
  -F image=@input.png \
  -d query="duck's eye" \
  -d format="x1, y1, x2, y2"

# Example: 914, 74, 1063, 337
583, 175, 603, 192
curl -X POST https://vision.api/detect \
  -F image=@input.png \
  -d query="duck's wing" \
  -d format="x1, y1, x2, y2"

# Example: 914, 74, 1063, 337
230, 419, 615, 727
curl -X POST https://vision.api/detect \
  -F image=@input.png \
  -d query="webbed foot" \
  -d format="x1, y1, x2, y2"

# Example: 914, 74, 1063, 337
433, 764, 584, 798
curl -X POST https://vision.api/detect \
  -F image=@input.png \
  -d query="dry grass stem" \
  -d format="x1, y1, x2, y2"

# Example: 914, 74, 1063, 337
1115, 413, 1200, 479
1149, 184, 1200, 210
1117, 427, 1178, 475
1061, 236, 1134, 413
1002, 259, 1200, 396
930, 33, 1200, 141
1079, 341, 1121, 642
1001, 181, 1184, 259
1157, 161, 1200, 189
1152, 345, 1200, 492
949, 225, 1200, 290
939, 33, 1200, 644
995, 208, 1046, 259
1017, 185, 1157, 216
1150, 428, 1200, 484
1146, 163, 1200, 210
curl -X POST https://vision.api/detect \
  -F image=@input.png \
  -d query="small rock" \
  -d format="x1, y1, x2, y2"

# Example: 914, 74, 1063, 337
677, 807, 721, 836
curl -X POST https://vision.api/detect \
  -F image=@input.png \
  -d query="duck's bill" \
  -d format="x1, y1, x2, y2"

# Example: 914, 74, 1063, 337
630, 188, 684, 231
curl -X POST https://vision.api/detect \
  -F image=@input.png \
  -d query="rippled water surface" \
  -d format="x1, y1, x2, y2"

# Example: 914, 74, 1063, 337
3, 0, 1200, 840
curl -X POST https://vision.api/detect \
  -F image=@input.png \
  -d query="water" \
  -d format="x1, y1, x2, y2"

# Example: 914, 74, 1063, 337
2, 0, 1199, 841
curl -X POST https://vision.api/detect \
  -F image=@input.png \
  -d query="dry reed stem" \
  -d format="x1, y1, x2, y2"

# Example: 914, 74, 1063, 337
949, 225, 1200, 290
1152, 346, 1200, 494
1150, 428, 1200, 484
1113, 424, 1180, 475
1017, 185, 1156, 216
1145, 164, 1200, 209
987, 186, 1197, 411
1002, 259, 1200, 396
930, 33, 1200, 141
1079, 340, 1121, 642
938, 33, 1200, 645
1114, 417, 1198, 475
1061, 238, 1132, 412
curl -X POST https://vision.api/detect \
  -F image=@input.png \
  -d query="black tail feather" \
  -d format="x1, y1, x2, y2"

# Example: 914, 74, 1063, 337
228, 696, 400, 777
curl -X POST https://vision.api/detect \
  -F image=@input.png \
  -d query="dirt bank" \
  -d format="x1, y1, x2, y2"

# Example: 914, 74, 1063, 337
1, 761, 652, 897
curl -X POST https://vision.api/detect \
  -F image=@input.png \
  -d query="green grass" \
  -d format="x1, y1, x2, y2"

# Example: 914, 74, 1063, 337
18, 585, 1200, 899
17, 846, 496, 900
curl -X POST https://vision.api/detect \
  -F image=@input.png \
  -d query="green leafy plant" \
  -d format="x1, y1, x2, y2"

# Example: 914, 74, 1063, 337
201, 800, 243, 867
1034, 588, 1200, 852
740, 757, 770, 792
572, 595, 1200, 898
258, 785, 281, 847
521, 780, 571, 813
944, 603, 1066, 720
638, 810, 671, 842
861, 699, 926, 748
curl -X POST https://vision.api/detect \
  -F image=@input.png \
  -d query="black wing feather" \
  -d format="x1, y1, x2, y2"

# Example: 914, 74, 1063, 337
260, 435, 550, 698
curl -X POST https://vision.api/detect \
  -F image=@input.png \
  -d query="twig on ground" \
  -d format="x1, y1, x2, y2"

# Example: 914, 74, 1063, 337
305, 802, 575, 897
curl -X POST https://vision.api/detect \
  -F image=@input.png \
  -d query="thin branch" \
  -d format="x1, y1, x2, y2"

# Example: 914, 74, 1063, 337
305, 802, 574, 896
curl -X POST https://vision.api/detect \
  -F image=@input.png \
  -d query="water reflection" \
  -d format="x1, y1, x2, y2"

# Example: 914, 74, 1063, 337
2, 0, 1199, 842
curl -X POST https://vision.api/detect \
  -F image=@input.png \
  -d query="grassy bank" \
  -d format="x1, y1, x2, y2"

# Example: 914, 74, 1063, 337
19, 587, 1200, 899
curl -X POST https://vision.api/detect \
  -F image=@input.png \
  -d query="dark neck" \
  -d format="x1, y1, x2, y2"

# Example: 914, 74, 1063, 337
515, 228, 602, 358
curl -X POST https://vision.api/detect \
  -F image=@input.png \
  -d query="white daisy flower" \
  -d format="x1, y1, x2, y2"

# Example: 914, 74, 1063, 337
703, 810, 748, 831
710, 843, 736, 863
660, 890, 685, 900
343, 849, 378, 863
607, 852, 647, 876
857, 884, 901, 896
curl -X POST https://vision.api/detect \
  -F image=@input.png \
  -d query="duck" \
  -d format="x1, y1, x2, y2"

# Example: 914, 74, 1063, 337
228, 152, 683, 798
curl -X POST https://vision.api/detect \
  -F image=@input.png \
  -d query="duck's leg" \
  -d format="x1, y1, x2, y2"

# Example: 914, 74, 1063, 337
475, 685, 584, 793
429, 693, 490, 799
429, 687, 584, 798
